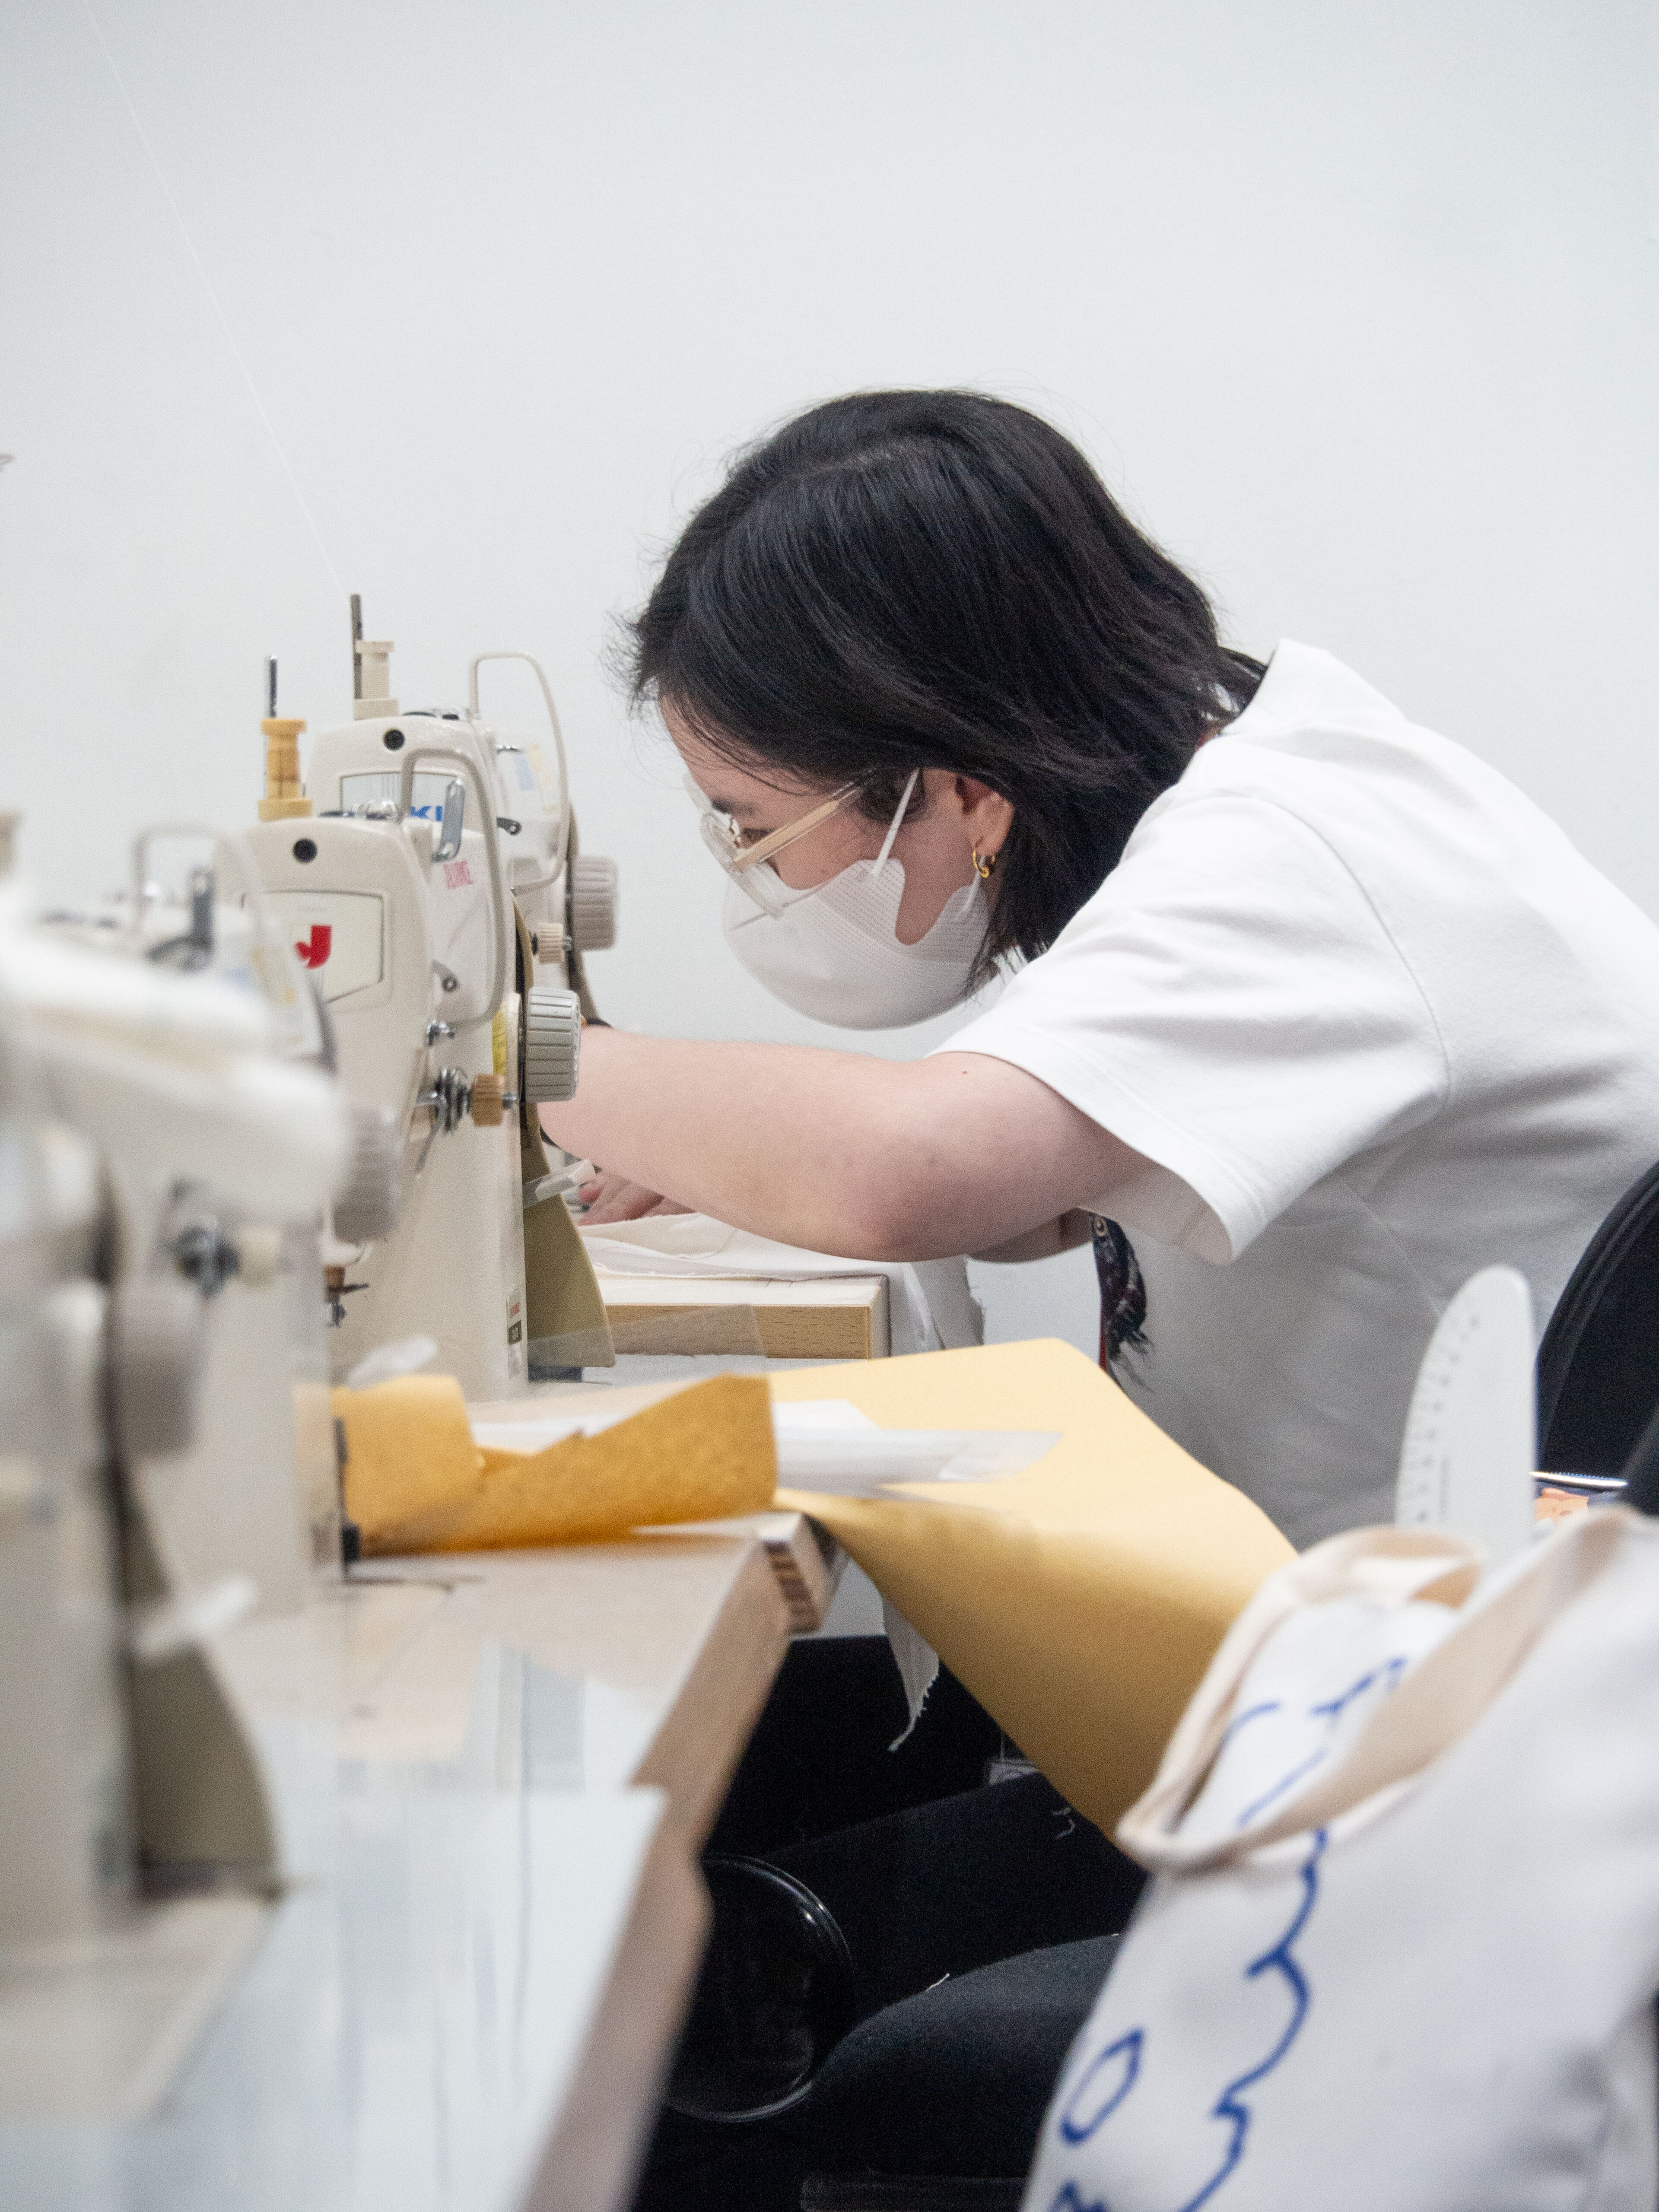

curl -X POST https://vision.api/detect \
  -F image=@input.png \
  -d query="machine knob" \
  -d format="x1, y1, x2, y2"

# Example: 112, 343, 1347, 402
469, 1072, 507, 1127
168, 1219, 239, 1298
568, 855, 618, 953
522, 988, 582, 1103
109, 1280, 206, 1461
234, 1223, 284, 1288
332, 1106, 403, 1244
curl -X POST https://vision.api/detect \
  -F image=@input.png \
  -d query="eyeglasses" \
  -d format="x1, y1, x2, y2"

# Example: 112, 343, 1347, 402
691, 775, 906, 916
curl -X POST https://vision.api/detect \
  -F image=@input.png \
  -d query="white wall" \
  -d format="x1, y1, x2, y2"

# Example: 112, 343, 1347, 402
3, 0, 1654, 1355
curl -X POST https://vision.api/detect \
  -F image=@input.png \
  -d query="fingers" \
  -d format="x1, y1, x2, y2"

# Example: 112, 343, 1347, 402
576, 1170, 673, 1224
571, 1162, 697, 1226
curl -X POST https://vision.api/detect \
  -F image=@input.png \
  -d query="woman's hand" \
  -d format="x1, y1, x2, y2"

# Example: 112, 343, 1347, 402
575, 1167, 695, 1226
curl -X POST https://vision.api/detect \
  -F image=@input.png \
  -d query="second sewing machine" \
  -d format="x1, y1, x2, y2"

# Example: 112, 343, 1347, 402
242, 601, 620, 1398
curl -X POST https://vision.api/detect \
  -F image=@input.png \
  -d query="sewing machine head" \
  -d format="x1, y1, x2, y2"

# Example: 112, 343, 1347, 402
304, 599, 619, 999
0, 868, 338, 1929
33, 830, 351, 1608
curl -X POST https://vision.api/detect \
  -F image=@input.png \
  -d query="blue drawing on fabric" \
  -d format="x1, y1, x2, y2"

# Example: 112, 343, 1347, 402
1217, 1658, 1412, 1831
1058, 2028, 1143, 2141
1047, 1828, 1328, 2212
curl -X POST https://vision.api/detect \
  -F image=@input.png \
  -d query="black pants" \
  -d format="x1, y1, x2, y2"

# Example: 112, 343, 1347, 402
707, 1634, 1007, 1857
631, 1639, 1146, 2212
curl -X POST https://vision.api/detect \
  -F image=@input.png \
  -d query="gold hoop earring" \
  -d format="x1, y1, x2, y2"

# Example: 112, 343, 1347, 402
973, 845, 997, 880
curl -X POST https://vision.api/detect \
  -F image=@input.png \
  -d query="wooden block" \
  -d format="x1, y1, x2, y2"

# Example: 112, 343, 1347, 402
596, 1272, 890, 1360
637, 1510, 845, 1634
741, 1511, 843, 1633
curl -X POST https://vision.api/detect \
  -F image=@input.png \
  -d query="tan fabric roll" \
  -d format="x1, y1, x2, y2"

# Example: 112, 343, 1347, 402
773, 1338, 1296, 1834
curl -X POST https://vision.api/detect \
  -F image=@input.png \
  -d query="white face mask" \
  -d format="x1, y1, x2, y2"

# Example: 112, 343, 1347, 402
721, 831, 990, 1030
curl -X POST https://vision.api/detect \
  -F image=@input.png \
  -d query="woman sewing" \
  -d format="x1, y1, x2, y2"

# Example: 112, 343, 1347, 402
559, 390, 1659, 2209
550, 388, 1659, 1550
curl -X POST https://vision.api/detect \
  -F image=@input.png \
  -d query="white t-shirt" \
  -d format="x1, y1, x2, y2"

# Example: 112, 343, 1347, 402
945, 641, 1659, 1547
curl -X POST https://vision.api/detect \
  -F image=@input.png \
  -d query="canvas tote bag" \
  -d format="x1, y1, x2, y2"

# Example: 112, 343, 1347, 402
1025, 1511, 1659, 2212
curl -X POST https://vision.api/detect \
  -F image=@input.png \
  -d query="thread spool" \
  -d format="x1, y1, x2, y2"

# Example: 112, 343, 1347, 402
259, 716, 312, 822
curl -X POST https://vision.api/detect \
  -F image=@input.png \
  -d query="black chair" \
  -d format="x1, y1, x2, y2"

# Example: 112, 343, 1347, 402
1536, 1160, 1659, 1476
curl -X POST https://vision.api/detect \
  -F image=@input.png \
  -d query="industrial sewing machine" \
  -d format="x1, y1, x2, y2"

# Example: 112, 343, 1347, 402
0, 832, 353, 2111
244, 618, 613, 1396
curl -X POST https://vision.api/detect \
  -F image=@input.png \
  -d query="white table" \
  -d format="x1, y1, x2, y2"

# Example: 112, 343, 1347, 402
0, 1507, 826, 2212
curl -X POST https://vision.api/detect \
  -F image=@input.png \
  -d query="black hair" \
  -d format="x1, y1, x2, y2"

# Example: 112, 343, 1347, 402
629, 390, 1264, 983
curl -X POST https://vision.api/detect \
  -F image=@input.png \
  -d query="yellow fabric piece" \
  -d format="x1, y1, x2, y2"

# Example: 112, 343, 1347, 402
772, 1339, 1296, 1834
334, 1371, 775, 1554
335, 1374, 479, 1537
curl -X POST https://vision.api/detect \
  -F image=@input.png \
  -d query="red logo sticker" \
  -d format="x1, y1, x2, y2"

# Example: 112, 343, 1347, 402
443, 859, 474, 890
294, 923, 333, 969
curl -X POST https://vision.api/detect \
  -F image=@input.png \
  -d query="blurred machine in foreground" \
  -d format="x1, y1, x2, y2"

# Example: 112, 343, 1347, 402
0, 822, 350, 2115
40, 828, 352, 1601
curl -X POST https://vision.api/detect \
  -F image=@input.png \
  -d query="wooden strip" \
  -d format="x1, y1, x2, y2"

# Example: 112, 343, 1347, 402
631, 1541, 790, 1843
639, 1510, 845, 1634
597, 1274, 889, 1360
523, 1805, 709, 2212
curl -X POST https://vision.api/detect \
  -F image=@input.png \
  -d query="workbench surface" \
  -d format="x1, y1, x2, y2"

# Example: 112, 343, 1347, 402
0, 1513, 810, 2212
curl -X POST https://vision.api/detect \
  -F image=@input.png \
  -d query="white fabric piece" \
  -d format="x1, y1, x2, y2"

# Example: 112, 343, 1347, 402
881, 1598, 941, 1746
578, 1214, 984, 1358
814, 1561, 886, 1637
722, 855, 989, 1028
945, 642, 1659, 1546
906, 1255, 987, 1357
779, 1398, 944, 1727
1026, 1510, 1659, 2212
782, 1400, 889, 1642
773, 1398, 944, 1726
771, 1397, 876, 1434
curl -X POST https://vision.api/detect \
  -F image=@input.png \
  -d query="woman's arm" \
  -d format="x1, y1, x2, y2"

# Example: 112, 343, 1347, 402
541, 1030, 1142, 1262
